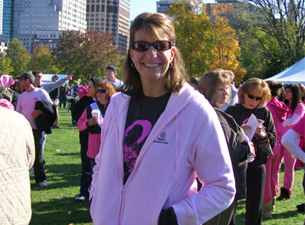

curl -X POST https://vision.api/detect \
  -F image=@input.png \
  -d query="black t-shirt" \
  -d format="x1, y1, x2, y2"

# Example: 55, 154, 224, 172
123, 92, 171, 184
49, 88, 58, 100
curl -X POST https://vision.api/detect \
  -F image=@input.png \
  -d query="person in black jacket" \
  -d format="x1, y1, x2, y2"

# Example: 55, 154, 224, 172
72, 77, 102, 201
199, 69, 255, 225
225, 78, 276, 225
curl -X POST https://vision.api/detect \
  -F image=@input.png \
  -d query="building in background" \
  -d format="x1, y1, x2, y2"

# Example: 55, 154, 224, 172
86, 0, 130, 56
156, 0, 180, 14
3, 0, 86, 53
2, 0, 14, 43
0, 42, 8, 53
0, 0, 2, 41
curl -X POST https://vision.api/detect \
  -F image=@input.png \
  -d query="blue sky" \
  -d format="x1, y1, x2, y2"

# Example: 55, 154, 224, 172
130, 0, 157, 21
130, 0, 215, 21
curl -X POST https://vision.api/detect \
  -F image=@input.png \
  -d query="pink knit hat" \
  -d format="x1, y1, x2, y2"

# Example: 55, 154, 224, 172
0, 75, 14, 89
0, 99, 14, 110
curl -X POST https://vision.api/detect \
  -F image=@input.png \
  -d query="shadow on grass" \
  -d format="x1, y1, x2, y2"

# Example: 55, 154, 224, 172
30, 163, 83, 190
30, 197, 92, 225
54, 152, 80, 157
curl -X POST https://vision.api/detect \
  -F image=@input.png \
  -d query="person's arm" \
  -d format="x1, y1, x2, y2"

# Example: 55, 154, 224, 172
172, 104, 235, 224
25, 118, 35, 169
281, 130, 304, 162
42, 75, 73, 93
283, 114, 302, 127
16, 95, 22, 113
77, 109, 89, 131
262, 108, 277, 149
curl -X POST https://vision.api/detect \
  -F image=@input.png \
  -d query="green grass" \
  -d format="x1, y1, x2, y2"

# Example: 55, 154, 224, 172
30, 108, 305, 224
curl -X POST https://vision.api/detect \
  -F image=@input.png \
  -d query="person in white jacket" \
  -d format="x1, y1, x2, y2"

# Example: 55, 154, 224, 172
0, 107, 35, 224
90, 12, 236, 225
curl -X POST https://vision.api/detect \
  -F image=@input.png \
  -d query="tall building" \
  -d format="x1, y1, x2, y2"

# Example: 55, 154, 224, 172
0, 0, 3, 41
156, 0, 180, 14
10, 0, 86, 52
86, 0, 130, 56
2, 0, 14, 43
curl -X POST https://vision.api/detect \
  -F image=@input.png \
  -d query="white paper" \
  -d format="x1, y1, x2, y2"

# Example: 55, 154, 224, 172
242, 113, 259, 141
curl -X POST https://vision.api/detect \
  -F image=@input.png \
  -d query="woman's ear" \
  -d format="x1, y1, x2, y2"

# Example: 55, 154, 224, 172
170, 47, 176, 63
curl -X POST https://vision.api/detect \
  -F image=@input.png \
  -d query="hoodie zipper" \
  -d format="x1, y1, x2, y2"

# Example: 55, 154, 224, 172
118, 184, 125, 225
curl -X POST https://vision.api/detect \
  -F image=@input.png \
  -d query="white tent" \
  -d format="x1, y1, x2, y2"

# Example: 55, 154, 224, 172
265, 57, 305, 85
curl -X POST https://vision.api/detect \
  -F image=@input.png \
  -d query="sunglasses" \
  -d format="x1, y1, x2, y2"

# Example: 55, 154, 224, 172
96, 88, 106, 93
130, 41, 172, 52
247, 93, 262, 101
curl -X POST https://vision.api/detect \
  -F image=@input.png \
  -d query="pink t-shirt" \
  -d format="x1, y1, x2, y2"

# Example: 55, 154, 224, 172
292, 115, 305, 138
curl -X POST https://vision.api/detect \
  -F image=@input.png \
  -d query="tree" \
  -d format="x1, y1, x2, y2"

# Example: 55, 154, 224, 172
28, 44, 60, 74
239, 0, 305, 70
0, 53, 14, 75
53, 30, 121, 81
209, 16, 247, 85
168, 0, 215, 78
238, 26, 284, 80
6, 39, 30, 76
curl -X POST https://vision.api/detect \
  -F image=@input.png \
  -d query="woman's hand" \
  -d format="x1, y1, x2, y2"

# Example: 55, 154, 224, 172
256, 119, 266, 139
248, 142, 256, 157
255, 126, 266, 139
88, 116, 98, 126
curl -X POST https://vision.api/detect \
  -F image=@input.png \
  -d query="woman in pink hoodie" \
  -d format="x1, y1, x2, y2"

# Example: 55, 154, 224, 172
89, 13, 235, 225
263, 81, 288, 218
276, 84, 305, 201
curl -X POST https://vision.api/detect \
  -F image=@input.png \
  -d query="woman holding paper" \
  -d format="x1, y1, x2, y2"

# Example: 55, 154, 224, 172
275, 84, 305, 201
199, 69, 255, 225
225, 78, 276, 225
77, 81, 116, 171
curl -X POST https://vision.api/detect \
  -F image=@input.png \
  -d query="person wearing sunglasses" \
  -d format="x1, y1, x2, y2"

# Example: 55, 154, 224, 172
77, 81, 116, 175
198, 69, 255, 225
225, 78, 276, 225
90, 13, 235, 225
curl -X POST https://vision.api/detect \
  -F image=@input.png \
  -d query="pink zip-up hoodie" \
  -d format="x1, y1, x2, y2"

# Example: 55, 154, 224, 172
267, 98, 289, 147
90, 84, 236, 225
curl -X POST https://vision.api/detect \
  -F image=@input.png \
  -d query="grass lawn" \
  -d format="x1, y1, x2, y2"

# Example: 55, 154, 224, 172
30, 108, 305, 225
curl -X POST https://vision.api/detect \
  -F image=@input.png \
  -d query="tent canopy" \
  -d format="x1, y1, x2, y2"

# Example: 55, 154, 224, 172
265, 57, 305, 85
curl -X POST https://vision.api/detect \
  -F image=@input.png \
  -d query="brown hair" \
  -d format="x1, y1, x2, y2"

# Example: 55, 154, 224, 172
122, 13, 185, 97
238, 78, 271, 106
96, 81, 116, 101
32, 70, 42, 77
266, 80, 283, 97
198, 69, 231, 108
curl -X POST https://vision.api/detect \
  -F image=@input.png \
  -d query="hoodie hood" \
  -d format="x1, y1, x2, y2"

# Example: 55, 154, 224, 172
112, 83, 202, 123
267, 98, 288, 122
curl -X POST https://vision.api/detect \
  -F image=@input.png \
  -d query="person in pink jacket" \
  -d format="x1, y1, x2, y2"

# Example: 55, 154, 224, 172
263, 81, 288, 218
276, 84, 305, 201
77, 81, 115, 171
89, 13, 235, 225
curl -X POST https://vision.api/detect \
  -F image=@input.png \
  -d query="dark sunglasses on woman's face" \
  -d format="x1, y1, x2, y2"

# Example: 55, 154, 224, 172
247, 93, 262, 101
129, 41, 172, 52
96, 88, 106, 93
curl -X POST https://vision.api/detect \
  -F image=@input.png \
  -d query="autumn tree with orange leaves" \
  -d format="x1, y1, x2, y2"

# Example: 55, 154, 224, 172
168, 0, 214, 78
168, 0, 246, 84
209, 16, 246, 85
53, 30, 120, 81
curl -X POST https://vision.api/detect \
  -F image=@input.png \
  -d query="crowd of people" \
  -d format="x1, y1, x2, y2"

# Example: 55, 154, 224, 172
0, 12, 305, 225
